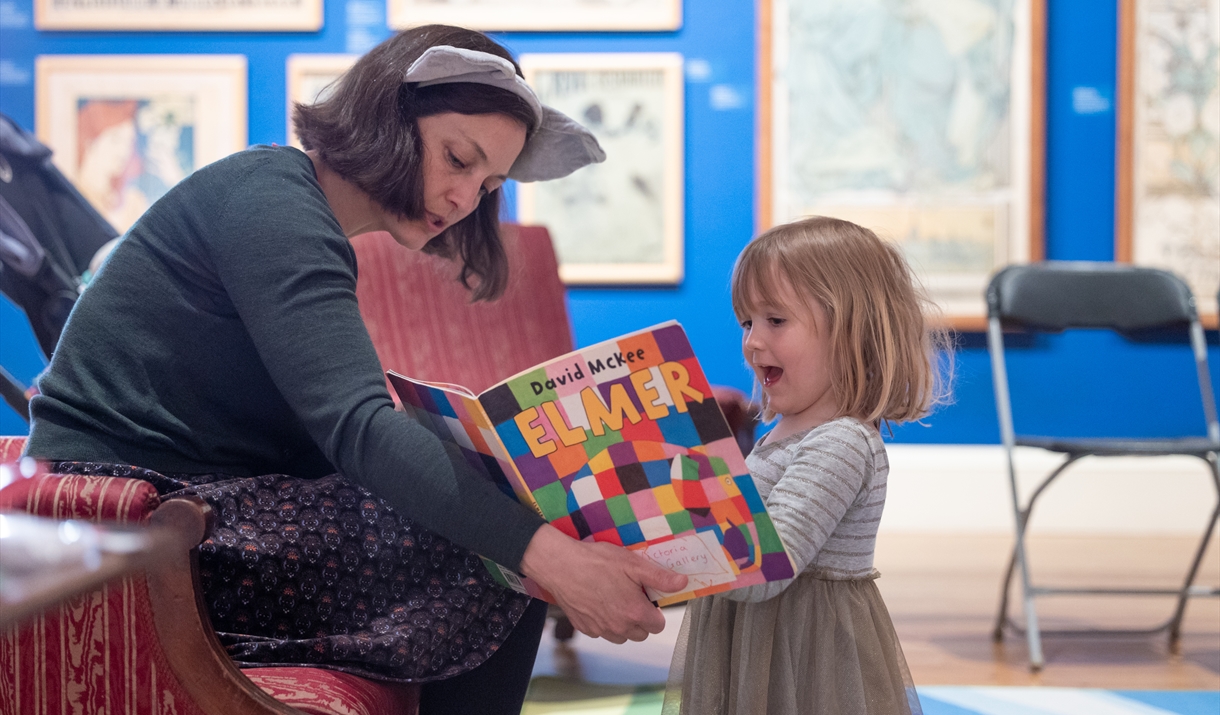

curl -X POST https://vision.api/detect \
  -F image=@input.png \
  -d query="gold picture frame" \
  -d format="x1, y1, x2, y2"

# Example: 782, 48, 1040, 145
286, 54, 358, 148
388, 0, 682, 31
759, 0, 1047, 330
517, 52, 685, 285
36, 55, 248, 233
1117, 0, 1219, 326
34, 0, 322, 31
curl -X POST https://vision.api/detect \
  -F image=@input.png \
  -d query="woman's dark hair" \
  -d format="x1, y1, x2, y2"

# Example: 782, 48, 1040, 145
294, 25, 537, 300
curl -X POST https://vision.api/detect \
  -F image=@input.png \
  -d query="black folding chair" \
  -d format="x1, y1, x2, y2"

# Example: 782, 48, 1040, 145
986, 261, 1220, 670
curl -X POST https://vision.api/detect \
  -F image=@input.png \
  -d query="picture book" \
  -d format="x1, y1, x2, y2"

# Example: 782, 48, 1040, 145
387, 321, 796, 607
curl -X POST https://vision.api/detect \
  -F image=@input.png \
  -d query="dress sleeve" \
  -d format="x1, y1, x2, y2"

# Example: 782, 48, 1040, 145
206, 157, 544, 568
722, 421, 873, 602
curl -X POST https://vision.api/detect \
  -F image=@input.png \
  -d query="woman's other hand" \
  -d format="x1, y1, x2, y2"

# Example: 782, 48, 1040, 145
518, 524, 688, 644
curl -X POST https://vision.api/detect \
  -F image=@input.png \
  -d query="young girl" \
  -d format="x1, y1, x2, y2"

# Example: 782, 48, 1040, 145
664, 216, 949, 715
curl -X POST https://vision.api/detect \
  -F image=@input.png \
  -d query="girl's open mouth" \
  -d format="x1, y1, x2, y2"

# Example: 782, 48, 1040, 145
762, 366, 783, 386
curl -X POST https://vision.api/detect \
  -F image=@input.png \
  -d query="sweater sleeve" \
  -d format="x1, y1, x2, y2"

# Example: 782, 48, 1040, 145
723, 422, 872, 602
205, 155, 544, 569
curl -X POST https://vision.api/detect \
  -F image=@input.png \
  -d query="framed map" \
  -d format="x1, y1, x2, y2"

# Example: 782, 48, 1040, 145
517, 53, 684, 285
36, 56, 248, 233
760, 0, 1047, 330
1117, 0, 1219, 325
286, 54, 358, 148
388, 0, 681, 31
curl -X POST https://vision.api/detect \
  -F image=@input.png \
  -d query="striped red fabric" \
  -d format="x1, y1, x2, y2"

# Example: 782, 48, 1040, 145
0, 458, 419, 714
0, 436, 27, 464
0, 469, 203, 715
353, 224, 575, 395
0, 470, 161, 524
243, 668, 420, 715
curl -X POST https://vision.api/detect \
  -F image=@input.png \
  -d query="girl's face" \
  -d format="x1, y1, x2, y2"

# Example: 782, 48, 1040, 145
740, 275, 839, 433
378, 111, 527, 250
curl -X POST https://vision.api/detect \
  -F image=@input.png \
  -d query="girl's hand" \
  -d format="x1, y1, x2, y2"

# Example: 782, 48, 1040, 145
519, 524, 688, 644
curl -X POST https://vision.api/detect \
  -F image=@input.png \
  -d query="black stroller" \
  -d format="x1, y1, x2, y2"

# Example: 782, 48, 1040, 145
0, 113, 119, 421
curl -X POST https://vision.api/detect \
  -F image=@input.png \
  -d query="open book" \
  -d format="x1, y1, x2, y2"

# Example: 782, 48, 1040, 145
388, 321, 795, 607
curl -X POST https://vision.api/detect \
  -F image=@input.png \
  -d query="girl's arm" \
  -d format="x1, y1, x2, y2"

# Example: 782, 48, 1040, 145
723, 421, 874, 602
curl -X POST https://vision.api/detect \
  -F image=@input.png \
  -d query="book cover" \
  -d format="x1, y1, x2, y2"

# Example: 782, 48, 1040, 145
388, 321, 796, 606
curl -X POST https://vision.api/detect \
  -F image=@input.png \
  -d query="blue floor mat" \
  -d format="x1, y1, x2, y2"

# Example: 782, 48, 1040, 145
919, 688, 1220, 715
521, 683, 1220, 715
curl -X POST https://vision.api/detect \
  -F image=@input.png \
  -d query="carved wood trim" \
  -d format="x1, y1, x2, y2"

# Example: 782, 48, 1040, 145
147, 497, 302, 715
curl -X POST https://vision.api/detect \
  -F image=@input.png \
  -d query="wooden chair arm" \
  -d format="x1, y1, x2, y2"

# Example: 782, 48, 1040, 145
147, 497, 302, 715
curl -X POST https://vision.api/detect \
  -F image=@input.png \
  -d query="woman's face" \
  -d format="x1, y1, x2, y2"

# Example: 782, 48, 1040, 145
379, 111, 527, 251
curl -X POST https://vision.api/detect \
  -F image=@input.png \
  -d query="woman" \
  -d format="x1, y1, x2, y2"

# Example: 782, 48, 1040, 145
25, 25, 686, 714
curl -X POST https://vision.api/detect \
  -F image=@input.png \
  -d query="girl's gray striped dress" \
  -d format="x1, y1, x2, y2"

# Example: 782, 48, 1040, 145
665, 417, 921, 715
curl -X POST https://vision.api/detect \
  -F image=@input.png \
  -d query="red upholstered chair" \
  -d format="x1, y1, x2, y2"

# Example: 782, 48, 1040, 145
0, 436, 420, 715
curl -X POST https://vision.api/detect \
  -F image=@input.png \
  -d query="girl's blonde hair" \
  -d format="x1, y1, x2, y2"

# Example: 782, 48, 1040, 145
731, 216, 952, 425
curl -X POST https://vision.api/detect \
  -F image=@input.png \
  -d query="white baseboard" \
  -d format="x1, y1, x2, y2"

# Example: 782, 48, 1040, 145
879, 445, 1218, 535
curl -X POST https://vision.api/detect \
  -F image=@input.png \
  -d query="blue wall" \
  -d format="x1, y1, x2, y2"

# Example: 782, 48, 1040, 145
1, 0, 1216, 441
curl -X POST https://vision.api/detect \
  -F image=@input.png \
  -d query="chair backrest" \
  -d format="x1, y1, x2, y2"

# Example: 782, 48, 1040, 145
352, 224, 574, 396
985, 261, 1218, 445
987, 262, 1197, 333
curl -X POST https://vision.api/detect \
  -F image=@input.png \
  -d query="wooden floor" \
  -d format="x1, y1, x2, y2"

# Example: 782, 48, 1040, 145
875, 533, 1220, 689
531, 533, 1220, 690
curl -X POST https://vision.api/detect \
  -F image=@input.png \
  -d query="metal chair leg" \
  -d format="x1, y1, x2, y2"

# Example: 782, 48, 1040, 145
1013, 524, 1044, 670
1006, 470, 1045, 671
1167, 456, 1220, 647
999, 452, 1218, 669
997, 455, 1078, 669
993, 543, 1019, 641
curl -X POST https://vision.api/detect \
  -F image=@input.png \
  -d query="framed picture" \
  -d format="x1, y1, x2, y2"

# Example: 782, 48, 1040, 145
1117, 0, 1219, 325
34, 0, 322, 31
518, 53, 684, 285
760, 0, 1047, 330
388, 0, 682, 31
286, 54, 358, 148
36, 55, 248, 234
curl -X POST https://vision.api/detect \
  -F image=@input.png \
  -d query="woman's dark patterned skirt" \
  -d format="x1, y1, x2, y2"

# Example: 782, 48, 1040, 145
52, 462, 532, 683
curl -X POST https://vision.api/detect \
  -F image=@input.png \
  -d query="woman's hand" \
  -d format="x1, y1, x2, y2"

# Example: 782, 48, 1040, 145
519, 524, 688, 644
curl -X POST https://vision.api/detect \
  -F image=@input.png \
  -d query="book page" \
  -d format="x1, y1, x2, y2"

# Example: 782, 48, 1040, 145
387, 371, 537, 511
641, 530, 738, 601
399, 376, 478, 399
389, 371, 553, 600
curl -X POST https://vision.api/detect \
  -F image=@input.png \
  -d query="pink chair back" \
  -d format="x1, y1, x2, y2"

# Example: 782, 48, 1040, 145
353, 224, 574, 395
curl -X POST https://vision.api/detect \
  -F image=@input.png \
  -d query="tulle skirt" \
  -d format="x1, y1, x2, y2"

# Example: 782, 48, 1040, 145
663, 569, 921, 715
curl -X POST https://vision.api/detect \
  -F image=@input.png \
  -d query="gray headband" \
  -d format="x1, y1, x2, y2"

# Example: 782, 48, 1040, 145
405, 45, 605, 183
